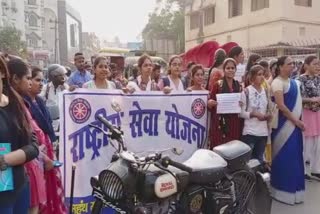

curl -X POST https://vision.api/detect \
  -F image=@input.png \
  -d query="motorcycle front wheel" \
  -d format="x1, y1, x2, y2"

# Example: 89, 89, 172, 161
91, 199, 103, 214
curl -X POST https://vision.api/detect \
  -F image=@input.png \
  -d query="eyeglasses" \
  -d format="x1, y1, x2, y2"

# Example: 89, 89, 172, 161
171, 63, 182, 67
142, 63, 153, 67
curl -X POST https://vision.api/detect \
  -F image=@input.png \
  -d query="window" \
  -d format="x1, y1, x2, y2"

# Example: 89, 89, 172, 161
28, 0, 36, 5
190, 12, 200, 30
229, 0, 243, 18
29, 38, 38, 48
29, 14, 38, 27
295, 0, 312, 7
204, 7, 215, 26
251, 0, 269, 11
299, 27, 306, 36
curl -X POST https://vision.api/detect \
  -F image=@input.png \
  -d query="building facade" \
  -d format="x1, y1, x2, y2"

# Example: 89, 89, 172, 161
0, 0, 82, 67
58, 0, 82, 66
25, 0, 51, 67
43, 0, 59, 64
0, 0, 25, 39
185, 0, 320, 57
82, 32, 100, 59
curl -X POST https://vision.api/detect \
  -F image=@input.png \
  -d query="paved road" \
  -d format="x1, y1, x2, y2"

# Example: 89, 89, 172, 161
271, 180, 320, 214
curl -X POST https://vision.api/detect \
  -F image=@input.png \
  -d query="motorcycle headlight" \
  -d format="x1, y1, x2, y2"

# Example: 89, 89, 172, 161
99, 170, 124, 200
98, 159, 135, 200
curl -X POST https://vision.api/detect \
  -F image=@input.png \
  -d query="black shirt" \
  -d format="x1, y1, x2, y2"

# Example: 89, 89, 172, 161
0, 106, 39, 205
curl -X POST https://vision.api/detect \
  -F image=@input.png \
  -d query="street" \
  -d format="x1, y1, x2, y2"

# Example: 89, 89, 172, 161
271, 180, 320, 214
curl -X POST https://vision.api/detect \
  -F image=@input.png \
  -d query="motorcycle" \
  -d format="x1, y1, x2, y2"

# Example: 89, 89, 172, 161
89, 113, 272, 214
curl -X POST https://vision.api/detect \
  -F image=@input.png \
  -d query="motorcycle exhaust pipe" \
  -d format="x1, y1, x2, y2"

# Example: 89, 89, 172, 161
257, 171, 271, 183
247, 160, 272, 214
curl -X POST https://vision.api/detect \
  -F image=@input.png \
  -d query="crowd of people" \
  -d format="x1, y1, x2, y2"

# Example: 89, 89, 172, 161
0, 44, 319, 213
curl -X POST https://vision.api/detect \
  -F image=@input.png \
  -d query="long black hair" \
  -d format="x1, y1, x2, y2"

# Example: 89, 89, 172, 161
245, 54, 261, 73
300, 55, 318, 75
1, 57, 31, 142
206, 49, 227, 89
274, 56, 289, 78
228, 46, 243, 59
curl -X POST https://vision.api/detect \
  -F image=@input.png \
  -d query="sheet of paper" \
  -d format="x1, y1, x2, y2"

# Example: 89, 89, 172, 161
235, 64, 246, 82
216, 93, 241, 114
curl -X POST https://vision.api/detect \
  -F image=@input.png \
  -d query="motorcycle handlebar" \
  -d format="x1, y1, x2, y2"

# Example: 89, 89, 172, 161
161, 156, 193, 173
96, 115, 120, 136
96, 115, 125, 151
144, 153, 161, 162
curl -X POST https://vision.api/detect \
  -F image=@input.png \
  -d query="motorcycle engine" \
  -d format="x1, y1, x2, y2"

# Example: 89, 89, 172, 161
178, 186, 206, 213
179, 181, 236, 214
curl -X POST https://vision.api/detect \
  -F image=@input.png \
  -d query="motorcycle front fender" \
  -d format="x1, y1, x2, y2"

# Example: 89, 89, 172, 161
248, 171, 272, 214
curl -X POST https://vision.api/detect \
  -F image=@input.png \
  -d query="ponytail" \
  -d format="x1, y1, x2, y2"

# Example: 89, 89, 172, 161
274, 56, 289, 78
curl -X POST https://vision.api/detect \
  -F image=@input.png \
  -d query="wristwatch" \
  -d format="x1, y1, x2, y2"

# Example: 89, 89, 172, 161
0, 155, 9, 171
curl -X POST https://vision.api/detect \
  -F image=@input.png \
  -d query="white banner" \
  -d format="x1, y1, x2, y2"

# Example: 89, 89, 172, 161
59, 89, 208, 213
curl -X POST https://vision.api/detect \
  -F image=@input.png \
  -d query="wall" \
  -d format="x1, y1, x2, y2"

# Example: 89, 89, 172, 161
185, 0, 320, 50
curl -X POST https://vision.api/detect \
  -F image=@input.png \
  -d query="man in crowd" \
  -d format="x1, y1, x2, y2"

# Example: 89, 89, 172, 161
40, 64, 69, 120
68, 52, 92, 88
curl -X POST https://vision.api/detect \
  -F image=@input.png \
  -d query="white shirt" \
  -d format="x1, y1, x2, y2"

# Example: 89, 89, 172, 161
127, 75, 155, 91
168, 76, 184, 92
82, 80, 116, 89
240, 85, 269, 136
40, 82, 69, 106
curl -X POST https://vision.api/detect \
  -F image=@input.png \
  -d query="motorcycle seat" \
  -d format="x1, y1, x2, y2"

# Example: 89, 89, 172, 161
213, 140, 252, 170
213, 140, 251, 161
183, 149, 228, 184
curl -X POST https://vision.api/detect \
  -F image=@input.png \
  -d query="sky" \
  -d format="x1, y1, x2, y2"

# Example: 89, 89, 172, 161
67, 0, 157, 43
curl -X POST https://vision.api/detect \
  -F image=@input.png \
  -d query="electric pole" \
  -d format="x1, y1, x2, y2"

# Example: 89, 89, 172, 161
49, 18, 60, 64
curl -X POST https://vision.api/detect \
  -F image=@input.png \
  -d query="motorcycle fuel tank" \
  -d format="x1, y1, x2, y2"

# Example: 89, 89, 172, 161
154, 173, 177, 198
138, 165, 188, 202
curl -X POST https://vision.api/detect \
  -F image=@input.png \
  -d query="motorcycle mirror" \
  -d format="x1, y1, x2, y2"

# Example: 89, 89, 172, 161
172, 147, 184, 156
111, 100, 121, 113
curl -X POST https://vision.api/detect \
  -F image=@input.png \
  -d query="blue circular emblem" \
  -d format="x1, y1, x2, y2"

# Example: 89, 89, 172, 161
191, 98, 206, 119
69, 98, 92, 124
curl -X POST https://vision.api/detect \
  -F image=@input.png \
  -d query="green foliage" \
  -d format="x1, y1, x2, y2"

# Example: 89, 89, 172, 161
0, 26, 27, 57
143, 0, 185, 52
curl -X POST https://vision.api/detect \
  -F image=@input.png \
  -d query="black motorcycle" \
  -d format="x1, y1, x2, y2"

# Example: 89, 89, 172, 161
89, 114, 272, 214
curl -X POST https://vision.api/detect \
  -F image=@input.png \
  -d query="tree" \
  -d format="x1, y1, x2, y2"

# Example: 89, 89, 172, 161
142, 0, 185, 53
156, 0, 190, 10
0, 26, 27, 57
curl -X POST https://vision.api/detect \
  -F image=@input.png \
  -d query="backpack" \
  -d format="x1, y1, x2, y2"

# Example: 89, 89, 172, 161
163, 77, 187, 90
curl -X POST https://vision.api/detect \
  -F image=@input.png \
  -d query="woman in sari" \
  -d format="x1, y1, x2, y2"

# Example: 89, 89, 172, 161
271, 56, 305, 205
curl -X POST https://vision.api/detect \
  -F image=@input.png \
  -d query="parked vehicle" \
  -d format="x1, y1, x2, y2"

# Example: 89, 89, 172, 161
89, 105, 272, 214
